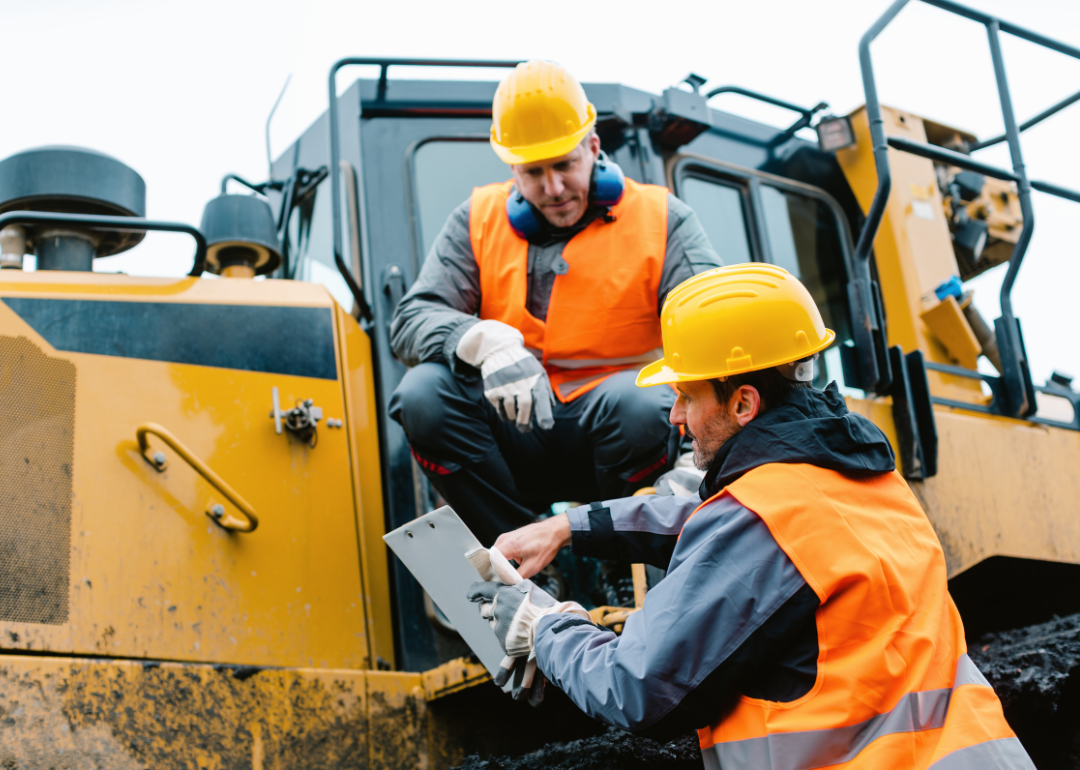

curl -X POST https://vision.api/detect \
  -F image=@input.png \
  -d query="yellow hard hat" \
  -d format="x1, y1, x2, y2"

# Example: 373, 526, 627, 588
637, 263, 835, 387
490, 60, 597, 165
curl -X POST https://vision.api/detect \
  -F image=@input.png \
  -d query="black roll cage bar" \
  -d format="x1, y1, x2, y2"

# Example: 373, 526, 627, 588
854, 0, 1080, 420
704, 86, 829, 147
326, 58, 522, 325
0, 211, 207, 276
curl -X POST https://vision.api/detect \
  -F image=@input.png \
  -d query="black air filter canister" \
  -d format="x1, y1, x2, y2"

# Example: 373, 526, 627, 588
200, 194, 282, 277
0, 146, 146, 271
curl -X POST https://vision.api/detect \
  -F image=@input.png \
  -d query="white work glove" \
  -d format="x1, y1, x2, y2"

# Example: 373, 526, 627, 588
465, 546, 589, 705
456, 320, 555, 433
654, 452, 707, 497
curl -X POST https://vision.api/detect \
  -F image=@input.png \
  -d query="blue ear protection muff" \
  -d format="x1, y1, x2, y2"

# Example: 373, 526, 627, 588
506, 152, 626, 239
592, 151, 625, 207
506, 188, 544, 240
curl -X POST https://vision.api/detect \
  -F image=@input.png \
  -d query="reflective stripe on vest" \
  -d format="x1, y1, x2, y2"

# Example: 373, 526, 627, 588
693, 464, 1028, 770
469, 178, 668, 402
701, 655, 1030, 770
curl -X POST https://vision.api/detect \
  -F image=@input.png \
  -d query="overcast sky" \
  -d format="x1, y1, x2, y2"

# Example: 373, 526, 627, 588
4, 0, 1078, 387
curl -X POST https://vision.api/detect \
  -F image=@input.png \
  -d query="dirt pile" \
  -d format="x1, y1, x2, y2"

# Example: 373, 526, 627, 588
970, 610, 1080, 768
453, 728, 703, 770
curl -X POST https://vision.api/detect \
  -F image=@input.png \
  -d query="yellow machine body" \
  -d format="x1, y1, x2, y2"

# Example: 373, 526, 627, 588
0, 272, 393, 670
1, 101, 1079, 769
836, 105, 1080, 576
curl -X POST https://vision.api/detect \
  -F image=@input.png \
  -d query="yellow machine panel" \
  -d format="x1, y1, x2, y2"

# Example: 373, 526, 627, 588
0, 272, 389, 671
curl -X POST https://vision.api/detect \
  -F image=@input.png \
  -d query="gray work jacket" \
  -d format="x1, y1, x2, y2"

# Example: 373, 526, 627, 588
389, 193, 720, 375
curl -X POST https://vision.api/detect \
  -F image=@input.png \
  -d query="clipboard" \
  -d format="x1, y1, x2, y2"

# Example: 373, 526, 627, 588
383, 506, 509, 686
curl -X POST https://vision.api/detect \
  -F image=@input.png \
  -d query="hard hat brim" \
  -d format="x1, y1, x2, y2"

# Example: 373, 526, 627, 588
490, 105, 597, 165
636, 330, 836, 387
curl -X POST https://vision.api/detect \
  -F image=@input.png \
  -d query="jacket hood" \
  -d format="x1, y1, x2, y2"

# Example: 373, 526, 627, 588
699, 382, 896, 498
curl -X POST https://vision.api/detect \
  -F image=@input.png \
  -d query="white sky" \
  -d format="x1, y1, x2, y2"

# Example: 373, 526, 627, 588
4, 0, 1079, 386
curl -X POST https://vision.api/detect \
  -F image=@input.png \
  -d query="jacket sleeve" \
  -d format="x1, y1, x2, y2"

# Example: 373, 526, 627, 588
566, 495, 701, 569
534, 493, 819, 739
389, 199, 482, 375
658, 193, 723, 310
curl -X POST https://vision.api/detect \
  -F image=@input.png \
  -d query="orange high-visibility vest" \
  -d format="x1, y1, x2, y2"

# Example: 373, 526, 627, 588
469, 178, 668, 402
693, 463, 1025, 769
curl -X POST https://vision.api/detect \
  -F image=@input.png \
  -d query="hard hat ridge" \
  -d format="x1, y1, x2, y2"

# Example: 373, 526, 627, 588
637, 263, 835, 387
490, 60, 597, 165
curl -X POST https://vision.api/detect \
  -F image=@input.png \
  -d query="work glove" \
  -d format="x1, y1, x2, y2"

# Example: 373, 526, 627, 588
456, 320, 555, 433
465, 546, 589, 706
467, 578, 589, 704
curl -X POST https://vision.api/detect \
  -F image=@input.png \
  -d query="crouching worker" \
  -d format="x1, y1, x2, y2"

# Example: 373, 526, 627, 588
388, 60, 720, 550
468, 263, 1033, 769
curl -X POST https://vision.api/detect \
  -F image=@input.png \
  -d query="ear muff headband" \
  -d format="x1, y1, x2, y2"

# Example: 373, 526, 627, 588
506, 154, 626, 239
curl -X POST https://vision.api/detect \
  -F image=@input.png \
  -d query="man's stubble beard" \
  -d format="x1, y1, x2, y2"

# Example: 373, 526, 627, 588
540, 195, 587, 228
687, 411, 737, 471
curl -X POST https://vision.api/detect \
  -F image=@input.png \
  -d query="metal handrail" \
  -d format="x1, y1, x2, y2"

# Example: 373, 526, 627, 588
704, 86, 828, 145
327, 58, 522, 326
854, 0, 1080, 417
136, 422, 259, 533
923, 361, 1079, 431
886, 137, 1080, 201
971, 88, 1080, 151
0, 211, 207, 276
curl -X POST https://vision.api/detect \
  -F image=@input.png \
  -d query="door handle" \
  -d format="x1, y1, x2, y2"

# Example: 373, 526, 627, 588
136, 422, 260, 533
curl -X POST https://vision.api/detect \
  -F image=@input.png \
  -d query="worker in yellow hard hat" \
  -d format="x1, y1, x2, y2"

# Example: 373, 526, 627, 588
388, 61, 721, 579
478, 264, 1031, 768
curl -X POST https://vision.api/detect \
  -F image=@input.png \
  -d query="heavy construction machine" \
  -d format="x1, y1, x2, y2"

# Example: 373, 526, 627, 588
2, 0, 1079, 767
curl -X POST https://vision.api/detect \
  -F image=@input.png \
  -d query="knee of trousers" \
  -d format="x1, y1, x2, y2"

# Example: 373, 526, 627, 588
389, 363, 463, 442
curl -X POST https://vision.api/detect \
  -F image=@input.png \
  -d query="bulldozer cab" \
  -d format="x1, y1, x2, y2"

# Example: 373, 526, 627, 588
265, 61, 873, 671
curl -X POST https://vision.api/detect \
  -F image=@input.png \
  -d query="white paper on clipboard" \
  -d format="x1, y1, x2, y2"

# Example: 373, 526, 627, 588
383, 506, 509, 686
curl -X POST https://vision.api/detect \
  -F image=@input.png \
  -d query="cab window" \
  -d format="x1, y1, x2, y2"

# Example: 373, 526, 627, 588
411, 140, 508, 259
672, 159, 856, 392
679, 177, 754, 265
758, 184, 852, 346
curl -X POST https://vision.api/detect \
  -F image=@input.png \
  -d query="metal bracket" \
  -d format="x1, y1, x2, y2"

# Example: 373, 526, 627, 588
382, 264, 407, 314
889, 347, 938, 479
269, 388, 322, 448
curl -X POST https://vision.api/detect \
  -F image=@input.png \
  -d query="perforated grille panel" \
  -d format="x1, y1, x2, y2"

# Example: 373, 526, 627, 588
0, 336, 74, 624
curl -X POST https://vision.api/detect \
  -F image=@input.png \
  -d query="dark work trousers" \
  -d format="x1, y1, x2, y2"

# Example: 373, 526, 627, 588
389, 363, 678, 547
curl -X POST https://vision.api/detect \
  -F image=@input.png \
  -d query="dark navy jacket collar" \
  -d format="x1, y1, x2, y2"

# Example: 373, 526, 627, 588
700, 382, 896, 499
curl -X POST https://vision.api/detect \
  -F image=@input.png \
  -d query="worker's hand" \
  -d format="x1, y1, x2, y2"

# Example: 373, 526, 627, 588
494, 514, 571, 579
467, 578, 589, 658
456, 320, 556, 433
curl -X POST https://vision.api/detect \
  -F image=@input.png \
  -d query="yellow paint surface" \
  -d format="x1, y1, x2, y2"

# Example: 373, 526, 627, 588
0, 274, 374, 670
0, 653, 435, 770
846, 398, 1080, 575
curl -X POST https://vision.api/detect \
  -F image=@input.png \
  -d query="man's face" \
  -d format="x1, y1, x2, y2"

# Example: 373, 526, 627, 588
669, 380, 761, 470
510, 133, 600, 228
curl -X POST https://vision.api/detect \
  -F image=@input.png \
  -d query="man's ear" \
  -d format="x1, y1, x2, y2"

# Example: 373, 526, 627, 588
587, 132, 601, 159
731, 385, 762, 427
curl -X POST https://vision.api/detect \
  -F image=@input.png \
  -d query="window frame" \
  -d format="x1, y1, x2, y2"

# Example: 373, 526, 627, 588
667, 152, 857, 283
404, 134, 496, 277
676, 171, 761, 266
